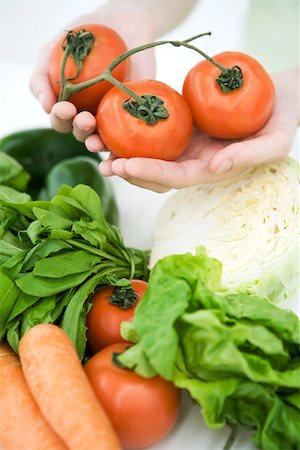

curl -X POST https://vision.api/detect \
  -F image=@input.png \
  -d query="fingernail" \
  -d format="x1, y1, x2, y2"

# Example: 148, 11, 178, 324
215, 159, 232, 174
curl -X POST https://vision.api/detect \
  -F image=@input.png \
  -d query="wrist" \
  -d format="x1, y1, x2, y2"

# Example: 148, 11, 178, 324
88, 1, 157, 44
273, 67, 300, 126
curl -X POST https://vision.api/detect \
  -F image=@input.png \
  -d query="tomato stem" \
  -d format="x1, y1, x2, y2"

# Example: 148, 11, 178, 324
58, 29, 95, 101
104, 72, 145, 106
173, 41, 244, 92
109, 286, 138, 310
58, 31, 212, 104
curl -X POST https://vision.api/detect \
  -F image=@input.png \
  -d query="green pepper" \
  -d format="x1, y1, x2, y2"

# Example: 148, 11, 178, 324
0, 128, 119, 226
39, 156, 119, 226
0, 153, 30, 191
0, 128, 100, 198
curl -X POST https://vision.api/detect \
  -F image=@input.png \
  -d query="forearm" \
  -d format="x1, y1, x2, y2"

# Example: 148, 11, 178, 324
91, 0, 199, 39
273, 66, 300, 126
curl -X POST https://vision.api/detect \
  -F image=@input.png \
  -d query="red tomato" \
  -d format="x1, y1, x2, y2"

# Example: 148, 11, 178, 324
183, 51, 275, 139
85, 343, 181, 449
96, 80, 193, 160
49, 24, 129, 114
86, 280, 148, 352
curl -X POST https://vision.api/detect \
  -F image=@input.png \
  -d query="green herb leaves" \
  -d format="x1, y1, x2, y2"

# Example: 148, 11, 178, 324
0, 184, 149, 360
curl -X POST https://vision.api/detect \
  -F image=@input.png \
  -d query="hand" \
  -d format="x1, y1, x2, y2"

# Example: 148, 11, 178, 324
98, 68, 299, 192
29, 6, 156, 142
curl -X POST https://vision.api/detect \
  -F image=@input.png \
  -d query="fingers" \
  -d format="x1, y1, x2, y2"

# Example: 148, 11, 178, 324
50, 102, 77, 133
111, 157, 208, 189
29, 42, 57, 113
73, 112, 97, 142
100, 157, 213, 190
99, 158, 170, 193
50, 104, 99, 145
85, 134, 106, 152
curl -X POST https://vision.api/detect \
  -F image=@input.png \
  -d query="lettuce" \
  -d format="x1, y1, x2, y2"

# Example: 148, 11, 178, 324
119, 248, 300, 450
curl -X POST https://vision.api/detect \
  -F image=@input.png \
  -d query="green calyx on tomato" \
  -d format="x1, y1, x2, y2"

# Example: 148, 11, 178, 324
62, 29, 95, 81
112, 351, 129, 369
216, 65, 243, 92
122, 94, 170, 126
109, 286, 138, 310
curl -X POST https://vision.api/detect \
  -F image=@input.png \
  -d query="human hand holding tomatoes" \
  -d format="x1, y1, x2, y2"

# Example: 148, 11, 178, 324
29, 6, 156, 143
85, 343, 181, 449
98, 67, 299, 192
86, 280, 148, 352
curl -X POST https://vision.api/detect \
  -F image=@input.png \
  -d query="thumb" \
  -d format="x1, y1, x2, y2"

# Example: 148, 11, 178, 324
208, 131, 290, 175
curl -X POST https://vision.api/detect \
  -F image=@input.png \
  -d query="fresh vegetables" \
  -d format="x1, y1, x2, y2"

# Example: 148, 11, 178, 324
19, 323, 121, 450
0, 183, 149, 360
97, 80, 193, 160
86, 279, 148, 352
118, 247, 300, 450
52, 27, 275, 152
0, 128, 99, 199
150, 158, 299, 303
183, 51, 275, 138
85, 342, 181, 449
49, 24, 129, 114
0, 130, 118, 225
0, 342, 66, 450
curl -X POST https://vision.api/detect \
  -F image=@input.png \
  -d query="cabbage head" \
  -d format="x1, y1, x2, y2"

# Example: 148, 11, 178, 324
150, 158, 299, 303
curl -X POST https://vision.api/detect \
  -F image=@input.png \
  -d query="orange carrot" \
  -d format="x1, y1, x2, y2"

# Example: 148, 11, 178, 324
19, 323, 121, 450
0, 343, 66, 450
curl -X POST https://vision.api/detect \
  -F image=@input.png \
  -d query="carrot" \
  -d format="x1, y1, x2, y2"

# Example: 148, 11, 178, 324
19, 323, 121, 450
0, 343, 66, 450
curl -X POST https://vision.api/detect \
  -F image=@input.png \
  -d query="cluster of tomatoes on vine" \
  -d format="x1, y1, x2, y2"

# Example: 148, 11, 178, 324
49, 24, 275, 161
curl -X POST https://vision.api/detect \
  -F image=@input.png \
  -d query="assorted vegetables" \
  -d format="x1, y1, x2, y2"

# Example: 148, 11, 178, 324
1, 22, 299, 450
150, 158, 299, 303
118, 247, 300, 450
0, 183, 149, 360
49, 25, 276, 158
0, 128, 119, 225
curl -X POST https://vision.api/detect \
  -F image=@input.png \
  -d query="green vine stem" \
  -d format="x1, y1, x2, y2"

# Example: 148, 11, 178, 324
223, 425, 239, 450
58, 31, 212, 102
58, 29, 243, 125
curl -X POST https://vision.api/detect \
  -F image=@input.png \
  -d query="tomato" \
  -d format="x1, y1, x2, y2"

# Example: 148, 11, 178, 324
85, 343, 181, 449
86, 280, 148, 352
183, 51, 275, 139
49, 24, 129, 114
96, 80, 193, 160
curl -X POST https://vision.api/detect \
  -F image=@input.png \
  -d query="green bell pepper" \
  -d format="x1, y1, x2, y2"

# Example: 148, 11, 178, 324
39, 156, 119, 226
0, 128, 119, 225
0, 153, 30, 191
0, 128, 99, 199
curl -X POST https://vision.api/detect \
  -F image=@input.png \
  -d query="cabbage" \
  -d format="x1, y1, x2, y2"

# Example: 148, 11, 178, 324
150, 158, 299, 302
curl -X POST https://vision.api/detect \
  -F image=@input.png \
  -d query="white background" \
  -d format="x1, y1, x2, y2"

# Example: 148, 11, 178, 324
0, 1, 298, 450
